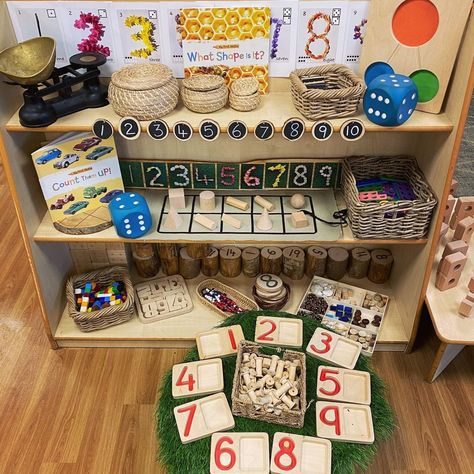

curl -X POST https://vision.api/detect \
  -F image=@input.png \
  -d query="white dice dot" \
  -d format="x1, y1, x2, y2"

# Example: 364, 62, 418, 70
390, 74, 396, 78
133, 201, 139, 205
368, 108, 374, 114
394, 84, 400, 87
384, 98, 390, 104
115, 197, 121, 201
124, 219, 129, 223
399, 114, 403, 120
126, 230, 132, 235
411, 93, 416, 100
408, 109, 413, 114
377, 95, 383, 101
370, 93, 376, 99
375, 110, 380, 116
119, 205, 125, 209
125, 224, 131, 229
380, 79, 386, 82
139, 220, 144, 225
403, 79, 410, 83
381, 113, 387, 119
402, 99, 406, 105
391, 79, 398, 83
140, 226, 146, 231
138, 215, 144, 219
130, 193, 135, 197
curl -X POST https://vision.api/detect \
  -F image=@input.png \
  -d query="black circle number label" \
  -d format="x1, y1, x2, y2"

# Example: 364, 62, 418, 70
147, 120, 169, 140
341, 119, 365, 141
254, 120, 275, 141
119, 117, 141, 140
93, 119, 113, 139
173, 121, 193, 141
312, 120, 333, 141
199, 119, 220, 141
227, 120, 248, 140
282, 118, 305, 141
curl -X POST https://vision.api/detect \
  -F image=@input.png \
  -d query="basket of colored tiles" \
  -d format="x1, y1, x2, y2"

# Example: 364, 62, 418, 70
66, 266, 135, 332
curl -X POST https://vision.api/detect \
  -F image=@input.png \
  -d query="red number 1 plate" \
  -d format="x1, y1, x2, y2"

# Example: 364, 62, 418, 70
255, 316, 303, 348
196, 325, 245, 359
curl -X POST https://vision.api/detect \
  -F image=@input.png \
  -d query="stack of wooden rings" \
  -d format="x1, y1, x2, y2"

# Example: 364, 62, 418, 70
229, 77, 261, 112
252, 274, 290, 310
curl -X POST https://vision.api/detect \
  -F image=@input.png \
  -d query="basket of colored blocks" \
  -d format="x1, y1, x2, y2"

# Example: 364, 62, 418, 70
341, 155, 437, 239
66, 266, 135, 332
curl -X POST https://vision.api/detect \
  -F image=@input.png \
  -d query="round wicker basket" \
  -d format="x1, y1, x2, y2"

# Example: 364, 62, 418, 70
108, 63, 179, 120
229, 77, 261, 112
181, 74, 228, 113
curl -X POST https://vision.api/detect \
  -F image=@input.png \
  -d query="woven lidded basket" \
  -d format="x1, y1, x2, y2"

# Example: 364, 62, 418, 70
196, 279, 258, 317
229, 77, 261, 112
181, 74, 228, 113
231, 340, 307, 428
341, 155, 437, 239
290, 65, 365, 120
108, 63, 179, 120
66, 266, 135, 332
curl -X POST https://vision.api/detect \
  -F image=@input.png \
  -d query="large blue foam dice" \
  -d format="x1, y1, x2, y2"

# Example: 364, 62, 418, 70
108, 192, 152, 238
363, 73, 418, 126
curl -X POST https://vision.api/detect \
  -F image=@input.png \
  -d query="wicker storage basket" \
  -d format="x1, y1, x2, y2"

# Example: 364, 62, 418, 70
231, 340, 307, 428
290, 65, 365, 120
66, 266, 135, 332
196, 279, 258, 317
341, 155, 437, 239
181, 74, 228, 113
229, 77, 261, 112
108, 63, 179, 120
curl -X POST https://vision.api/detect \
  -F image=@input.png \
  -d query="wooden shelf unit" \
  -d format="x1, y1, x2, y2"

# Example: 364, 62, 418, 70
0, 2, 472, 351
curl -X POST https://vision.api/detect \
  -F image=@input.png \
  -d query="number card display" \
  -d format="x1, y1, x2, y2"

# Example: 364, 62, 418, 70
196, 325, 245, 359
168, 163, 192, 188
148, 120, 169, 140
316, 401, 374, 444
174, 393, 235, 444
199, 120, 220, 142
306, 328, 362, 369
255, 316, 303, 348
174, 121, 193, 141
254, 121, 275, 141
282, 118, 305, 141
119, 117, 141, 140
340, 119, 365, 141
312, 121, 333, 141
270, 432, 332, 474
210, 433, 269, 474
317, 366, 371, 405
93, 119, 114, 139
172, 358, 224, 399
227, 120, 248, 141
120, 160, 145, 188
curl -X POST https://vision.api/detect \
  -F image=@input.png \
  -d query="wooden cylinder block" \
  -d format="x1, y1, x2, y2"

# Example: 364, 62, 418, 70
326, 247, 349, 281
131, 243, 160, 278
219, 246, 242, 278
157, 243, 179, 276
179, 247, 201, 279
368, 249, 393, 284
282, 246, 305, 280
202, 246, 219, 277
242, 247, 261, 277
186, 243, 209, 259
348, 247, 371, 279
306, 246, 327, 277
261, 247, 283, 275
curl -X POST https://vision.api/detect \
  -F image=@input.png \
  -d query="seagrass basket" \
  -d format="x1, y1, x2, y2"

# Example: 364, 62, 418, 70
341, 155, 437, 239
108, 63, 179, 120
229, 77, 261, 112
290, 65, 365, 120
196, 279, 258, 317
181, 74, 228, 113
66, 266, 135, 332
232, 340, 307, 428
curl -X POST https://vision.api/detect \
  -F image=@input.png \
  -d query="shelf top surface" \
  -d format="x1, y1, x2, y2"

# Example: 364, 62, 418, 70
6, 90, 453, 134
426, 228, 474, 345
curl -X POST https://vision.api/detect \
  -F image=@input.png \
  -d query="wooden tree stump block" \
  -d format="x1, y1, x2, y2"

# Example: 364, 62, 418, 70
283, 246, 305, 280
179, 247, 201, 279
131, 243, 160, 278
368, 249, 394, 284
326, 247, 349, 281
306, 246, 327, 277
219, 246, 242, 278
186, 243, 209, 259
242, 247, 261, 277
202, 247, 219, 277
261, 247, 283, 275
348, 247, 371, 279
157, 243, 179, 276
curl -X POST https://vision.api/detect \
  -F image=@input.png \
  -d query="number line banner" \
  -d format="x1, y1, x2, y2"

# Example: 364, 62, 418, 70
119, 159, 342, 190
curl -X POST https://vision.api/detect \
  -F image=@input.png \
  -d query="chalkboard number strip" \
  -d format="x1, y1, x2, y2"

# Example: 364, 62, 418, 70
119, 117, 141, 140
173, 121, 193, 141
92, 119, 114, 140
312, 120, 333, 141
254, 121, 275, 141
199, 119, 220, 142
340, 119, 365, 141
227, 120, 248, 141
147, 120, 169, 140
282, 117, 305, 141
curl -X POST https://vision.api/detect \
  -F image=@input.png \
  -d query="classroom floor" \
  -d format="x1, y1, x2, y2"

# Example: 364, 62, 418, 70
0, 158, 473, 473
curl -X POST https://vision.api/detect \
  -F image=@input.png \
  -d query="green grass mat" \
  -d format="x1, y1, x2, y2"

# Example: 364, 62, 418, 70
156, 310, 395, 474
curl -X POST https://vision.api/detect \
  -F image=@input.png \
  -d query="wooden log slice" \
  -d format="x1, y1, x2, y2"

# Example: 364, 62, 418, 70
306, 246, 327, 277
261, 247, 283, 275
348, 247, 371, 279
186, 243, 209, 259
368, 249, 394, 284
157, 243, 179, 276
179, 247, 201, 279
219, 246, 242, 278
326, 247, 349, 281
202, 246, 219, 277
242, 247, 261, 277
131, 243, 160, 278
282, 246, 305, 280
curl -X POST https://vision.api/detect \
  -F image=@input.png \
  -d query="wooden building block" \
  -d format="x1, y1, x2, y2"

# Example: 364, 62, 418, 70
174, 393, 235, 444
443, 194, 456, 224
469, 277, 474, 293
242, 247, 260, 277
254, 195, 275, 211
453, 216, 474, 244
442, 240, 469, 259
466, 292, 474, 303
438, 252, 467, 279
172, 358, 224, 399
221, 213, 242, 229
210, 432, 269, 474
306, 246, 327, 277
458, 299, 474, 317
450, 178, 458, 196
326, 247, 349, 281
316, 401, 374, 444
226, 196, 249, 211
270, 432, 331, 474
261, 247, 283, 275
219, 246, 242, 278
254, 316, 303, 348
306, 328, 362, 370
290, 211, 308, 229
196, 325, 245, 359
194, 213, 218, 231
450, 197, 474, 229
200, 190, 216, 211
169, 188, 186, 210
368, 249, 393, 284
316, 366, 371, 405
282, 247, 305, 280
435, 272, 460, 291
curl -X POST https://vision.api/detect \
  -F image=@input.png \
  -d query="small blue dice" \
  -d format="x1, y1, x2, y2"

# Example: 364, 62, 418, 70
363, 62, 418, 127
108, 192, 152, 238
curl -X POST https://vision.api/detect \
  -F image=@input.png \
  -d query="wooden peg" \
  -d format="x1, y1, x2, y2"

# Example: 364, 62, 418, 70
348, 247, 370, 279
131, 243, 160, 278
179, 247, 201, 279
226, 196, 248, 211
442, 240, 469, 259
254, 195, 275, 211
242, 247, 260, 277
282, 246, 305, 280
368, 249, 393, 284
326, 247, 349, 281
459, 299, 474, 317
438, 252, 467, 279
306, 246, 327, 277
194, 213, 218, 231
435, 272, 460, 291
157, 243, 179, 276
186, 243, 209, 259
453, 216, 474, 244
219, 246, 242, 278
450, 197, 474, 229
261, 247, 282, 275
202, 247, 219, 277
443, 195, 456, 224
